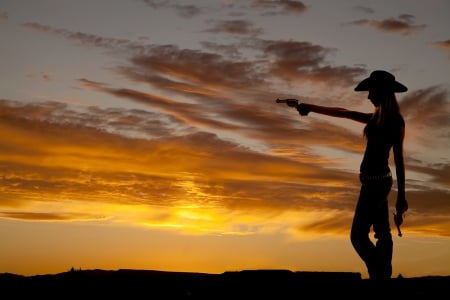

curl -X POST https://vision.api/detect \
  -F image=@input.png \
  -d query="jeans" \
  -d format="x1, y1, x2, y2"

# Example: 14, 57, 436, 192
351, 176, 393, 280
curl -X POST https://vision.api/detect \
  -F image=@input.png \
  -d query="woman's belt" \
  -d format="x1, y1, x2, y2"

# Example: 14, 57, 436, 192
359, 172, 392, 182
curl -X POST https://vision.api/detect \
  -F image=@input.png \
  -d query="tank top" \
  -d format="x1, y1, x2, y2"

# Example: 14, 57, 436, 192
360, 114, 405, 175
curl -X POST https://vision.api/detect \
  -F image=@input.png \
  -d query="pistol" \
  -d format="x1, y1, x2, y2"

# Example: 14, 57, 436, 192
393, 212, 404, 237
276, 98, 309, 116
276, 98, 298, 107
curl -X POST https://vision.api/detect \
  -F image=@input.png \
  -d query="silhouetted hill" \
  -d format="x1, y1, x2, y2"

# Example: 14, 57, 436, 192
1, 269, 449, 299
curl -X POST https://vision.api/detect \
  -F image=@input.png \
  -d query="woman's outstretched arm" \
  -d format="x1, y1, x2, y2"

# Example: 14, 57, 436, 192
297, 103, 372, 123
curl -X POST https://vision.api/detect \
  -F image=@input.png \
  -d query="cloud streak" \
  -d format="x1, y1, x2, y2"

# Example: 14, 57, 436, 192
348, 14, 427, 36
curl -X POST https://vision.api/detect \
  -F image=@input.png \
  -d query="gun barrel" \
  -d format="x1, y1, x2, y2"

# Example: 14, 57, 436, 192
276, 98, 299, 108
276, 98, 298, 103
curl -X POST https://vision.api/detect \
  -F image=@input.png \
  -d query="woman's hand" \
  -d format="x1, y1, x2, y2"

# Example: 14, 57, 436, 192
394, 197, 408, 237
297, 103, 310, 116
396, 197, 408, 214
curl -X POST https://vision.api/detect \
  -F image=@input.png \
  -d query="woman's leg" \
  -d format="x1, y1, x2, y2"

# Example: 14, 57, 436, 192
351, 180, 392, 280
351, 184, 377, 278
372, 179, 393, 279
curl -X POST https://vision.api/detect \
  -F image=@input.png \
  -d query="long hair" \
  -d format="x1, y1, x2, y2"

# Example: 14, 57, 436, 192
364, 92, 402, 138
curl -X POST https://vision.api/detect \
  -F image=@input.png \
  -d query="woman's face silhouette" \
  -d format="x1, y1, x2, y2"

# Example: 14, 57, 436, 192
367, 89, 384, 107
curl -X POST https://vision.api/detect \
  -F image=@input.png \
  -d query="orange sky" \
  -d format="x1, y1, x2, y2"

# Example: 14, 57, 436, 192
1, 0, 449, 278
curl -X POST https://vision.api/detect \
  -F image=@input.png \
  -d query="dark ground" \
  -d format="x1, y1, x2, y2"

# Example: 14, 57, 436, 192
1, 269, 449, 299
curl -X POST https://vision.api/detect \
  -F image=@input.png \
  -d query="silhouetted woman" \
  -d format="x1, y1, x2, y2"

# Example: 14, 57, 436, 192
295, 70, 409, 281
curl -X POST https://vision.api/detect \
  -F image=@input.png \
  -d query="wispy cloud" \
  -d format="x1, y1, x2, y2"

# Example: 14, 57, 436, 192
19, 21, 365, 92
347, 14, 427, 36
141, 0, 203, 18
353, 5, 374, 14
250, 0, 308, 15
432, 39, 450, 60
0, 12, 8, 20
205, 19, 264, 36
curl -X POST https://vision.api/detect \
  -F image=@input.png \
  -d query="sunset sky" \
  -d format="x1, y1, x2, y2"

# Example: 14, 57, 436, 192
1, 0, 449, 279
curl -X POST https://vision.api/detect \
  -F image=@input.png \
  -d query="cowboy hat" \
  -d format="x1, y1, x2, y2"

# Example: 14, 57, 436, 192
354, 70, 407, 93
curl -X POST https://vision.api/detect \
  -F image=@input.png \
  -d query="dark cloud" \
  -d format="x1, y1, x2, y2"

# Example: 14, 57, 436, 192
205, 19, 263, 36
0, 211, 102, 222
354, 6, 374, 14
172, 4, 202, 18
296, 211, 352, 236
394, 86, 450, 212
406, 187, 450, 218
79, 74, 367, 162
21, 22, 136, 51
408, 163, 450, 189
129, 44, 266, 90
0, 97, 187, 141
141, 0, 166, 9
432, 39, 450, 50
101, 87, 241, 131
250, 0, 308, 15
141, 0, 202, 18
254, 39, 366, 87
200, 41, 242, 58
347, 15, 427, 36
432, 40, 450, 60
19, 22, 365, 93
26, 71, 52, 82
402, 85, 449, 133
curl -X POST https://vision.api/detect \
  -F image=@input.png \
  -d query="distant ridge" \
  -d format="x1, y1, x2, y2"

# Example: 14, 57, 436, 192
1, 269, 449, 299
